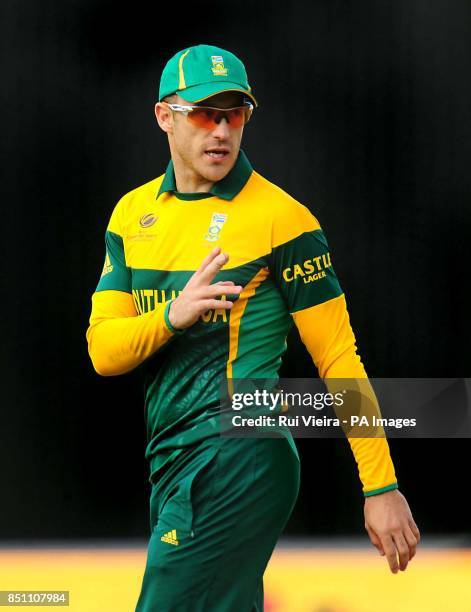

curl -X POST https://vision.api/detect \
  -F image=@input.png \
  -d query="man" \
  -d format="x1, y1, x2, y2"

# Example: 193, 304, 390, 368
87, 44, 420, 611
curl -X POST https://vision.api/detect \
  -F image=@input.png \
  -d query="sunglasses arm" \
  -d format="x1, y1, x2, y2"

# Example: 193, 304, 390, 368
166, 102, 253, 113
166, 103, 196, 114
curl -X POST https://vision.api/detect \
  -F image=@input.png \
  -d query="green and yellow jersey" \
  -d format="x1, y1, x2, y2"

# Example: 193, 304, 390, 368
87, 151, 398, 497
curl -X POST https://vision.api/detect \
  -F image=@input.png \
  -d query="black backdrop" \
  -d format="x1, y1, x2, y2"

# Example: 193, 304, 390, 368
1, 0, 470, 539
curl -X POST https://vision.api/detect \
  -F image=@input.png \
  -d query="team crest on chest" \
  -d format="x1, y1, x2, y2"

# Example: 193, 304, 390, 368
205, 212, 228, 242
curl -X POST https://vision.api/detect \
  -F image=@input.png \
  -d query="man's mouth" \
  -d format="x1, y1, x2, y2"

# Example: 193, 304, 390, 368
205, 148, 230, 160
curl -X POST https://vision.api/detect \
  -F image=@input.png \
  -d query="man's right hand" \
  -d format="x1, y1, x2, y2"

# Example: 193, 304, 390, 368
168, 247, 243, 330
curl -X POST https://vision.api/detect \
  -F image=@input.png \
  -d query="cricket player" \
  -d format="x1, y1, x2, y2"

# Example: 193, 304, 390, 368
86, 44, 420, 611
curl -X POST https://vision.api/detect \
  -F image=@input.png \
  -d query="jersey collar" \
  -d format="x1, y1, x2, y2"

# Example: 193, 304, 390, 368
156, 149, 253, 201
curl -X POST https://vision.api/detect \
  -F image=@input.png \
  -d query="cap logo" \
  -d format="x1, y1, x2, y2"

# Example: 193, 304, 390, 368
211, 55, 228, 77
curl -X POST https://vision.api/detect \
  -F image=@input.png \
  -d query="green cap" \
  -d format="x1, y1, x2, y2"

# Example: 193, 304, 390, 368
159, 44, 257, 107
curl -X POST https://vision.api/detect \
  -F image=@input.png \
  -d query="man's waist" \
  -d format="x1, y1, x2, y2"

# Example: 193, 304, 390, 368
148, 430, 222, 484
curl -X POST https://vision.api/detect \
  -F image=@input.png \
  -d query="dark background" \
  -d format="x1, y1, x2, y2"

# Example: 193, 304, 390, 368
1, 0, 470, 540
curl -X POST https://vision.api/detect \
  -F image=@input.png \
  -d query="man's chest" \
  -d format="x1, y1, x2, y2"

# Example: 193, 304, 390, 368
122, 198, 271, 273
121, 199, 274, 314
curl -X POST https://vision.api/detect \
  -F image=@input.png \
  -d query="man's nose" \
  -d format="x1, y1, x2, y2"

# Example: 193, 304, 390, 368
211, 117, 231, 139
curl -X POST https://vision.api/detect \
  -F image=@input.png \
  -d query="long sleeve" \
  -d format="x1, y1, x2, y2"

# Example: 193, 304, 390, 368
292, 296, 398, 496
269, 200, 398, 496
86, 290, 178, 376
86, 199, 181, 377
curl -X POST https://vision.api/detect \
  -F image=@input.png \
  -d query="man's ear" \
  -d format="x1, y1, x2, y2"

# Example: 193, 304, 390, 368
155, 102, 173, 133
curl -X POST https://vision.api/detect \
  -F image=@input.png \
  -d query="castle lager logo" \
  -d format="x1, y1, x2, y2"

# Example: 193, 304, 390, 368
282, 253, 333, 285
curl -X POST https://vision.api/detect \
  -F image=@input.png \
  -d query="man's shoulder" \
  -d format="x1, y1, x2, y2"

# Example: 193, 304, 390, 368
248, 170, 297, 203
115, 174, 165, 212
107, 174, 165, 231
247, 170, 321, 232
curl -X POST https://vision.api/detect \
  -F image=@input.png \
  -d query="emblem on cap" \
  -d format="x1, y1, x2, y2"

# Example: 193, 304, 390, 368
211, 55, 228, 77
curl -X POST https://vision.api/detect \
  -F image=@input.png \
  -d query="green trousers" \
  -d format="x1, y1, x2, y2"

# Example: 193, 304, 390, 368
135, 433, 300, 612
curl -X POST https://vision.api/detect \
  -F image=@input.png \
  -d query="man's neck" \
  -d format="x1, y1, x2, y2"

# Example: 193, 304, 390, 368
172, 157, 215, 194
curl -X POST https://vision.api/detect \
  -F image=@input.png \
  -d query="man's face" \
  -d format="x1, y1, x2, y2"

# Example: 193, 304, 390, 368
157, 91, 247, 184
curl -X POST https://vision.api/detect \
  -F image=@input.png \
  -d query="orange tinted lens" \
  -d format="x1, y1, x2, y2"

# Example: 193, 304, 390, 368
187, 107, 249, 129
224, 107, 246, 127
187, 108, 218, 129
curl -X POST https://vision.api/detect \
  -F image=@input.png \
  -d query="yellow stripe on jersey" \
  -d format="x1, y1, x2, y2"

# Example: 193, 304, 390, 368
227, 266, 270, 380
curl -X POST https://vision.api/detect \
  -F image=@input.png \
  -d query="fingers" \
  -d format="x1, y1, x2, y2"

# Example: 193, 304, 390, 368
366, 521, 416, 572
381, 527, 418, 573
171, 249, 243, 329
203, 283, 243, 299
364, 491, 420, 574
199, 299, 235, 311
194, 247, 222, 276
409, 519, 421, 544
403, 524, 418, 561
381, 536, 400, 574
200, 252, 230, 284
365, 525, 385, 556
391, 532, 411, 571
193, 248, 230, 286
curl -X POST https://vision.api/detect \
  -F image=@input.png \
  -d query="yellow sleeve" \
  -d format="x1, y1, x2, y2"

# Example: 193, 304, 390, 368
86, 290, 179, 376
292, 294, 398, 496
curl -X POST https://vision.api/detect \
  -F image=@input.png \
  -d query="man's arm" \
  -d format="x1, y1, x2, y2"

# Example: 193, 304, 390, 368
86, 290, 178, 376
269, 199, 420, 572
86, 200, 181, 376
292, 295, 420, 573
292, 295, 398, 496
87, 243, 242, 376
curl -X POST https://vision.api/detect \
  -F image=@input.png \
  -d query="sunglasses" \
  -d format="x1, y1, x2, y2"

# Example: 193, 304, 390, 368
164, 101, 253, 129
